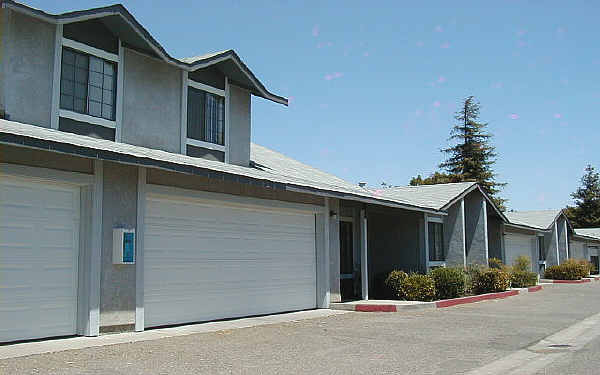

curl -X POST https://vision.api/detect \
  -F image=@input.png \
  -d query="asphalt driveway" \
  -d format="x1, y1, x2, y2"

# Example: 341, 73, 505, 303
2, 283, 600, 374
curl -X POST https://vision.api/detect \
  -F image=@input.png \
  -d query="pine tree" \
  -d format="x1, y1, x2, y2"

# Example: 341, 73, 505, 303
410, 96, 506, 209
565, 165, 600, 228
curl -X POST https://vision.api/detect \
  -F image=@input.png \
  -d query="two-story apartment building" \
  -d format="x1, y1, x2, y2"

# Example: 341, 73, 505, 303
0, 1, 514, 344
0, 1, 454, 342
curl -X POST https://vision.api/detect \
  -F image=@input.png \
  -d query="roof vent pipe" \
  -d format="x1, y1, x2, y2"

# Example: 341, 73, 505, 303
358, 182, 367, 188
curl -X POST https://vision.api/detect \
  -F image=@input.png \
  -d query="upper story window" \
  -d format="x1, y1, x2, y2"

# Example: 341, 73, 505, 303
428, 221, 445, 262
52, 34, 122, 141
187, 87, 225, 146
60, 48, 117, 121
182, 77, 229, 162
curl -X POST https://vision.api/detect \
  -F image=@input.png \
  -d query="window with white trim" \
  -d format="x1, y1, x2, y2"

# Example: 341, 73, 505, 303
428, 222, 445, 262
60, 47, 117, 121
187, 87, 225, 146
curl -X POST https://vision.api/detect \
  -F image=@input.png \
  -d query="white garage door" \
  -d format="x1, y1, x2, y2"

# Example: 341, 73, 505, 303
504, 233, 535, 269
0, 177, 80, 342
144, 190, 317, 328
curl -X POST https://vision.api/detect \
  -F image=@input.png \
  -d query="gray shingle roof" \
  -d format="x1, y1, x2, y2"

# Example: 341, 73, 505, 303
504, 210, 562, 230
367, 182, 477, 211
0, 119, 446, 214
250, 145, 486, 211
575, 228, 600, 240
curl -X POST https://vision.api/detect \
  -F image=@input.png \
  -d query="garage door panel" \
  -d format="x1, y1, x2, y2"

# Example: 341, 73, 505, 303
0, 177, 79, 343
144, 193, 317, 328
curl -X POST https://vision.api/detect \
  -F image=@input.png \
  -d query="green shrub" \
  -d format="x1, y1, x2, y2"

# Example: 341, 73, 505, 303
510, 270, 538, 288
430, 267, 466, 300
513, 256, 531, 272
488, 258, 504, 270
399, 273, 436, 302
384, 270, 408, 299
472, 268, 511, 294
544, 259, 588, 280
465, 264, 486, 295
576, 259, 594, 277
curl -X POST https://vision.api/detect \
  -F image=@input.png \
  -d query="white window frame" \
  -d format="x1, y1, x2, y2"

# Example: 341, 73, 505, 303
181, 76, 230, 160
51, 27, 124, 140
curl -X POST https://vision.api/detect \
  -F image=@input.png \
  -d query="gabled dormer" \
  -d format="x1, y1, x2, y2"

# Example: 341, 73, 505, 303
0, 0, 287, 167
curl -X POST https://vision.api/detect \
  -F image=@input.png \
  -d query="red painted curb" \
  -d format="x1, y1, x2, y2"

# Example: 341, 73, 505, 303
435, 290, 519, 308
553, 279, 591, 284
528, 285, 543, 292
355, 304, 397, 312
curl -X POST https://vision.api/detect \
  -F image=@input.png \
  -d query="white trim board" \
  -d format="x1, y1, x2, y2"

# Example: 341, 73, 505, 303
62, 37, 119, 62
186, 138, 226, 152
188, 79, 225, 97
59, 109, 117, 129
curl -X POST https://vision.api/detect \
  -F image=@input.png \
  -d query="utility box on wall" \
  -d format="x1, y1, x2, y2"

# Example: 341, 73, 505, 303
113, 228, 135, 264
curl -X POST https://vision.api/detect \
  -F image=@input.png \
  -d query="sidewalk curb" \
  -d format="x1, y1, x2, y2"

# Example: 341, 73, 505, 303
332, 286, 544, 312
436, 290, 519, 308
540, 278, 592, 284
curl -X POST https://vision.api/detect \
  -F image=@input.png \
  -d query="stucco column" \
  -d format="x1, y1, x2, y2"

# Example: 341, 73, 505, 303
556, 218, 569, 264
444, 199, 467, 267
464, 192, 489, 266
315, 199, 330, 308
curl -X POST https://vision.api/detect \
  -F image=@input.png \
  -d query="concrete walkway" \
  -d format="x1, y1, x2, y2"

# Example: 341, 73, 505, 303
0, 309, 348, 360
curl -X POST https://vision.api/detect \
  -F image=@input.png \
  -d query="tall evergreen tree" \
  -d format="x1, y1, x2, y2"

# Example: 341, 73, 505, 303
411, 96, 506, 209
565, 165, 600, 228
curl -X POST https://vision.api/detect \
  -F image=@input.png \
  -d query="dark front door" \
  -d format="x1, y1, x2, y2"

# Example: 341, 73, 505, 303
592, 256, 599, 275
340, 220, 357, 300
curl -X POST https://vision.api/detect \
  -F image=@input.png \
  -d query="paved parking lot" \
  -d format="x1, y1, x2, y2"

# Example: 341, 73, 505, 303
2, 283, 600, 374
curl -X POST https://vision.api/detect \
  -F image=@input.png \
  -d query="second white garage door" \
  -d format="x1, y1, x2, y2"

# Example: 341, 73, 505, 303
504, 233, 536, 270
143, 188, 317, 328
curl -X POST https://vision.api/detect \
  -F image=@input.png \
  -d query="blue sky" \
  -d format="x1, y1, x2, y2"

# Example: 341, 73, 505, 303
34, 1, 599, 210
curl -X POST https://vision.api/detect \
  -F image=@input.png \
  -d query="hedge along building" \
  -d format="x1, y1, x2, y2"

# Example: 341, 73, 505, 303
571, 228, 600, 273
330, 182, 508, 300
0, 0, 464, 342
503, 210, 572, 274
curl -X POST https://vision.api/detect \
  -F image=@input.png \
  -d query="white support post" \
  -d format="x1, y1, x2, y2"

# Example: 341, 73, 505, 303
360, 208, 368, 300
461, 198, 467, 267
563, 221, 569, 260
483, 200, 489, 264
88, 159, 103, 336
555, 221, 560, 265
323, 198, 331, 307
424, 213, 430, 271
135, 167, 146, 331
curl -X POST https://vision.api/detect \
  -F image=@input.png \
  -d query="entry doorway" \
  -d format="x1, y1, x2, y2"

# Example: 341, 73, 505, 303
340, 218, 359, 301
